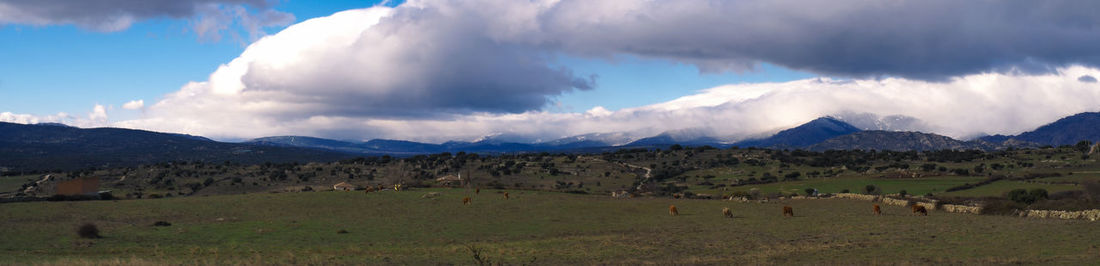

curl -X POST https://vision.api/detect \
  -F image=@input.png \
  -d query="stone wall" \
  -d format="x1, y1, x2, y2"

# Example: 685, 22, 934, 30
940, 204, 983, 214
1018, 209, 1100, 221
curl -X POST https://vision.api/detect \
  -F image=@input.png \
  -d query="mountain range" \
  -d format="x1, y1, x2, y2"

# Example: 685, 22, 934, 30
2, 112, 1099, 173
0, 122, 354, 172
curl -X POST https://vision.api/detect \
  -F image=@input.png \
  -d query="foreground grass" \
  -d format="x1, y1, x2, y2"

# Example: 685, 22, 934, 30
1, 189, 1098, 264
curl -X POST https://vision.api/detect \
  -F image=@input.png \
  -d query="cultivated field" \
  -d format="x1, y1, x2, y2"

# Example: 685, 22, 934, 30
2, 189, 1098, 265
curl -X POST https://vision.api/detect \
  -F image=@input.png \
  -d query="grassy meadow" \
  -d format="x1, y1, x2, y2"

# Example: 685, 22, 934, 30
2, 188, 1098, 265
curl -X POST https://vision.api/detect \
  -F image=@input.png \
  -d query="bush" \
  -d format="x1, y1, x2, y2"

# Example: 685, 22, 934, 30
804, 188, 816, 196
1007, 188, 1048, 205
153, 221, 172, 227
864, 185, 878, 194
1028, 188, 1048, 201
840, 189, 850, 193
898, 190, 908, 197
77, 223, 101, 239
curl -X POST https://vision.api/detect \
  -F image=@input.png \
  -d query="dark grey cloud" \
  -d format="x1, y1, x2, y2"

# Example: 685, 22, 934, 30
535, 0, 1100, 80
0, 0, 288, 34
1080, 75, 1098, 83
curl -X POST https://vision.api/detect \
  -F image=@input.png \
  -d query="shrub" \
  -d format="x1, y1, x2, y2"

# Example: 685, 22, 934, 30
77, 223, 101, 239
898, 190, 908, 197
840, 189, 850, 193
1006, 189, 1031, 204
864, 185, 878, 194
1028, 188, 1048, 201
153, 221, 172, 227
804, 188, 816, 196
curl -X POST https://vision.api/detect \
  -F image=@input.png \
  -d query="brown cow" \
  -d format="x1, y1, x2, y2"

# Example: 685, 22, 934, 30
462, 197, 472, 205
475, 188, 480, 194
911, 204, 928, 216
503, 192, 510, 199
873, 204, 882, 215
783, 206, 794, 217
722, 207, 733, 218
669, 205, 679, 216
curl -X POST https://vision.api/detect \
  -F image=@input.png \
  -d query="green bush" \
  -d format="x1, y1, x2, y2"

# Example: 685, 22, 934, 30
1007, 188, 1047, 205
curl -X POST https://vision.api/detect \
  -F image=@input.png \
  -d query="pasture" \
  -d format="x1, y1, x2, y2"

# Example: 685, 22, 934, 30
1, 189, 1097, 264
705, 176, 986, 196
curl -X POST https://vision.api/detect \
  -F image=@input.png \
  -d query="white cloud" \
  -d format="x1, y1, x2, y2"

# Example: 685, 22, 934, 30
91, 1, 1100, 142
117, 65, 1100, 143
88, 104, 108, 122
122, 100, 145, 110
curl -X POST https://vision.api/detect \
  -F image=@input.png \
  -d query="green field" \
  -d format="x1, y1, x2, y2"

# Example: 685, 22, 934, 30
1, 189, 1097, 264
0, 175, 33, 193
704, 176, 986, 196
941, 180, 1082, 197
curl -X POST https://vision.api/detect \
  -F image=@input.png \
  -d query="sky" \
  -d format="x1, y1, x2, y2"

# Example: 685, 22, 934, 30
2, 0, 1100, 144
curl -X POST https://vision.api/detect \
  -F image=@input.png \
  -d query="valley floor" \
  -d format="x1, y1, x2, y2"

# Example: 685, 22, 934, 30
1, 188, 1098, 265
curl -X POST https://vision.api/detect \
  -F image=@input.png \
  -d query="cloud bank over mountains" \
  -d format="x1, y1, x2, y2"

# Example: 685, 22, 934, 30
6, 0, 1100, 143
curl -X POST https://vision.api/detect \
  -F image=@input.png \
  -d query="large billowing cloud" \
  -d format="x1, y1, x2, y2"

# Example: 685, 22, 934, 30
28, 0, 1100, 142
533, 0, 1100, 80
0, 0, 292, 40
117, 65, 1100, 143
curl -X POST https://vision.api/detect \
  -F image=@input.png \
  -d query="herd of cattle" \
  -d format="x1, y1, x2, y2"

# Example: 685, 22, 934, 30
364, 185, 933, 217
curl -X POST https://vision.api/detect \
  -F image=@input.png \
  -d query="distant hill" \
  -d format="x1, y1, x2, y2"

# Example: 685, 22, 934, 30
0, 123, 354, 173
623, 133, 723, 148
736, 117, 862, 148
1012, 112, 1100, 146
808, 131, 983, 151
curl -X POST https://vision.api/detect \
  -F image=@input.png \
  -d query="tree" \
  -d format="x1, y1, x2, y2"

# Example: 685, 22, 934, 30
1075, 140, 1093, 154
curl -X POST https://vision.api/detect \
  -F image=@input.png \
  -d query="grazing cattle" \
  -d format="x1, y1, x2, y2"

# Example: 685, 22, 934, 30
462, 197, 472, 205
782, 206, 794, 217
669, 205, 679, 216
503, 192, 510, 199
873, 204, 882, 215
722, 207, 733, 218
912, 205, 928, 216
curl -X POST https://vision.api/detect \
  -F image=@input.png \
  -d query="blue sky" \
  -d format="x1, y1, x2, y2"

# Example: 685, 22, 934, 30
2, 1, 1098, 143
0, 0, 813, 119
0, 0, 386, 118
